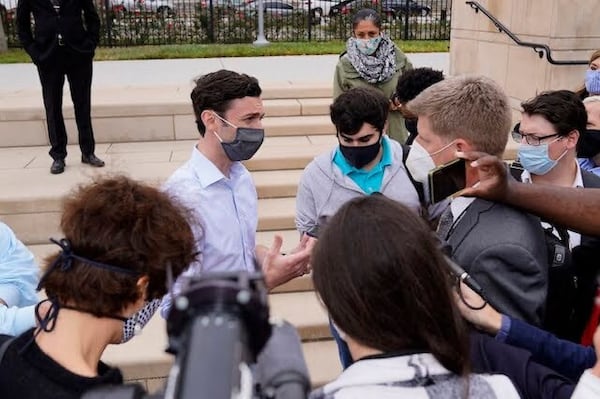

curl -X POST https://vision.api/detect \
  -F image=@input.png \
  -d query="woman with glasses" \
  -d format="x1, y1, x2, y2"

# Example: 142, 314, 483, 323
333, 8, 412, 143
512, 90, 600, 343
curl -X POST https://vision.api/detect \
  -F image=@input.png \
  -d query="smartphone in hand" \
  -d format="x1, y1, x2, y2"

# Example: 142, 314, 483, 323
428, 158, 467, 204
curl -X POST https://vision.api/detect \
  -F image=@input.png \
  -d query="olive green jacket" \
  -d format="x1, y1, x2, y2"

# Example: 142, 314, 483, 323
333, 46, 413, 143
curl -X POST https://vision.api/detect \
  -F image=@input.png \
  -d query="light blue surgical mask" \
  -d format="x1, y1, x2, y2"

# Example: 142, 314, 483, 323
585, 69, 600, 95
355, 36, 382, 56
518, 139, 566, 175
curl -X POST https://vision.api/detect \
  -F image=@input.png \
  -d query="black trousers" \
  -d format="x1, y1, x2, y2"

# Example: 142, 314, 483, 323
37, 47, 96, 161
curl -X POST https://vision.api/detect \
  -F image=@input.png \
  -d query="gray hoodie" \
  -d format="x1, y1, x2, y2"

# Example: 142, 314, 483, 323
295, 138, 421, 234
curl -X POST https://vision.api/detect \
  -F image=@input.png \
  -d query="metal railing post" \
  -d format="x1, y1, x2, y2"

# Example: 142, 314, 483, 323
253, 0, 269, 45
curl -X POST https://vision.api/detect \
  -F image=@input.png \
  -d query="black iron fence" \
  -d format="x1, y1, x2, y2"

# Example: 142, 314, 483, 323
2, 0, 450, 47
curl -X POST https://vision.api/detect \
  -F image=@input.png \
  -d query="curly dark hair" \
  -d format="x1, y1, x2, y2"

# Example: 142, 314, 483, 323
393, 67, 444, 104
41, 176, 197, 317
330, 87, 389, 136
191, 70, 262, 136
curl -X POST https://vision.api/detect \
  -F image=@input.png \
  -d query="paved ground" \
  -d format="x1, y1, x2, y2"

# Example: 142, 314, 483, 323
0, 52, 449, 92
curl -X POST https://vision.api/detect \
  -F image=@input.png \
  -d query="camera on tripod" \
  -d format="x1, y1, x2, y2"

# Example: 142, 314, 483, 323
83, 271, 310, 399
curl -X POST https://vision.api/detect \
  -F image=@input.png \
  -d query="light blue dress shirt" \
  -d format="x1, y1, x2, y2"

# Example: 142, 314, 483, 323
160, 147, 258, 318
0, 222, 39, 335
578, 157, 600, 177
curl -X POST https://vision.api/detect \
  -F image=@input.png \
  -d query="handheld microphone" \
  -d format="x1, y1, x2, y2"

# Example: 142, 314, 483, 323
444, 255, 487, 301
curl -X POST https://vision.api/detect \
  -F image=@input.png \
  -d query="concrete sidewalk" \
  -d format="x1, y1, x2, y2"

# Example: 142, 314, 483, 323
0, 52, 449, 92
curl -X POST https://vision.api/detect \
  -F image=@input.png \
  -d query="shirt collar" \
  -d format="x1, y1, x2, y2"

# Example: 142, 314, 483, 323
450, 196, 476, 221
189, 146, 226, 188
333, 136, 391, 175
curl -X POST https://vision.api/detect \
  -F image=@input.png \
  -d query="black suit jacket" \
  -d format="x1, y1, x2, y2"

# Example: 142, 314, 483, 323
16, 0, 100, 64
570, 171, 600, 337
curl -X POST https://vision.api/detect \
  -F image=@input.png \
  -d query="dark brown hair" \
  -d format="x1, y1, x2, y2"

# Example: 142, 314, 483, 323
191, 70, 262, 136
521, 90, 587, 137
41, 176, 197, 316
312, 195, 469, 375
330, 87, 389, 136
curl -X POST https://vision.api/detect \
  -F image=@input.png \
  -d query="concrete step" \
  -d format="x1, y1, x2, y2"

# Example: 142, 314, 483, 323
1, 164, 300, 244
0, 90, 334, 147
101, 290, 334, 391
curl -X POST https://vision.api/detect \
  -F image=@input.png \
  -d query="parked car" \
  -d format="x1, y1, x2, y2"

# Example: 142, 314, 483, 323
382, 0, 431, 17
110, 0, 176, 16
328, 0, 377, 16
301, 0, 342, 18
237, 0, 296, 16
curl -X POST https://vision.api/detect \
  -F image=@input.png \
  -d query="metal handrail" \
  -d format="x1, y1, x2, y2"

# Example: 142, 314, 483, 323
466, 1, 588, 65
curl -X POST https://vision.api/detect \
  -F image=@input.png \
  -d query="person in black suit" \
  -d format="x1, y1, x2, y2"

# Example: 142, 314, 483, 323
404, 75, 548, 326
16, 0, 104, 174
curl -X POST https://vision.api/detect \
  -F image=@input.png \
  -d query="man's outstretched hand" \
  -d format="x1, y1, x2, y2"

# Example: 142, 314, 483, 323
258, 234, 314, 290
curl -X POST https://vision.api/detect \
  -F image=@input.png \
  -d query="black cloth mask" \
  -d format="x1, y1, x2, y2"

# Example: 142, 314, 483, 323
218, 127, 265, 161
339, 136, 382, 169
577, 129, 600, 158
208, 113, 265, 161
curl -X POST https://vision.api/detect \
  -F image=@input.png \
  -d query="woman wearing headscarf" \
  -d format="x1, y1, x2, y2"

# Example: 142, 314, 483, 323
333, 8, 413, 143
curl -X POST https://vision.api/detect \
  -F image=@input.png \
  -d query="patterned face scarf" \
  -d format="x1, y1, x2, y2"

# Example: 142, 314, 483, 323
346, 34, 397, 84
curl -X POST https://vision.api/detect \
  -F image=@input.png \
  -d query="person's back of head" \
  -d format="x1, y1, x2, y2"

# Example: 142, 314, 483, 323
312, 195, 469, 376
191, 70, 262, 136
41, 176, 197, 317
330, 87, 389, 136
393, 67, 445, 106
408, 75, 511, 156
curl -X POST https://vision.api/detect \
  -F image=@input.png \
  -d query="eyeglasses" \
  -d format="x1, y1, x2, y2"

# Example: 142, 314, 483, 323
511, 123, 561, 146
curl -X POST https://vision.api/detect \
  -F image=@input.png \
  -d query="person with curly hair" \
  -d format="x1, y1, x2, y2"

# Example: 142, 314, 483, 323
0, 176, 197, 399
392, 67, 444, 145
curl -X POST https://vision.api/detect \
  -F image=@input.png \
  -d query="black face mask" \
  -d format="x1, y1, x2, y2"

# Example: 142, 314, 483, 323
339, 136, 382, 169
577, 129, 600, 158
217, 128, 265, 161
208, 113, 265, 161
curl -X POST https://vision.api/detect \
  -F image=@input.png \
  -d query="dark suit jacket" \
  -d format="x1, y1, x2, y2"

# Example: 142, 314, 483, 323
447, 199, 548, 326
16, 0, 100, 64
470, 331, 575, 399
570, 171, 600, 338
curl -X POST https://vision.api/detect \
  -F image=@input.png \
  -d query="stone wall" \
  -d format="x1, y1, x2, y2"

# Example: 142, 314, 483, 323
450, 0, 599, 119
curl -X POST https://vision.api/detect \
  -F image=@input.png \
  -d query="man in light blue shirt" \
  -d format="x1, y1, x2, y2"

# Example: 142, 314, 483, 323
0, 222, 40, 335
161, 70, 311, 318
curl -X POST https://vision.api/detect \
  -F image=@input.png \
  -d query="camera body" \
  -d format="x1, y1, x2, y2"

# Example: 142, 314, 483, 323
84, 271, 310, 399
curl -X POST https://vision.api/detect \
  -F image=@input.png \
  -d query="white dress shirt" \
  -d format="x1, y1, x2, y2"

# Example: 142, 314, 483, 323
160, 146, 258, 317
521, 162, 584, 248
